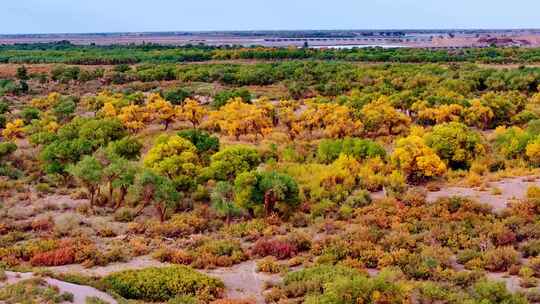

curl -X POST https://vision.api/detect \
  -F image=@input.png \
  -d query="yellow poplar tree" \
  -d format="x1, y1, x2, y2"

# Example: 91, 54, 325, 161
392, 135, 446, 183
146, 93, 179, 130
179, 98, 207, 128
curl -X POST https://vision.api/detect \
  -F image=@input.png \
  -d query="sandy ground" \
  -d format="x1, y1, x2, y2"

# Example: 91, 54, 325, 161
1, 271, 117, 304
47, 255, 170, 277
427, 176, 540, 211
203, 260, 282, 303
486, 272, 523, 293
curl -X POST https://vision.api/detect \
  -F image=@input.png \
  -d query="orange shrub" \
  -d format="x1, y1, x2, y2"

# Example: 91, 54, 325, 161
30, 247, 76, 266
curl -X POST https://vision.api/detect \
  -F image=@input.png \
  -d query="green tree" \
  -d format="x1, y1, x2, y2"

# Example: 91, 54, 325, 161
177, 129, 219, 154
132, 170, 181, 222
16, 65, 29, 80
67, 156, 103, 207
212, 89, 251, 109
211, 181, 241, 224
234, 170, 299, 217
106, 137, 143, 160
97, 148, 138, 207
21, 107, 40, 124
163, 87, 192, 105
40, 117, 126, 174
53, 98, 76, 122
203, 145, 261, 181
317, 137, 386, 163
143, 135, 201, 189
425, 122, 485, 169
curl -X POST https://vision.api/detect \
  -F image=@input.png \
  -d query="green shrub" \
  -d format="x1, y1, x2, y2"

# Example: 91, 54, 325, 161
103, 266, 223, 302
472, 280, 528, 304
167, 295, 199, 304
212, 89, 251, 109
164, 87, 192, 105
178, 129, 220, 154
317, 137, 386, 163
425, 122, 484, 169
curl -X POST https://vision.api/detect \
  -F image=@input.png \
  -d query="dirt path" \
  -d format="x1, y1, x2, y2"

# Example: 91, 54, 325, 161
426, 176, 540, 211
2, 271, 117, 304
203, 260, 282, 303
47, 255, 170, 277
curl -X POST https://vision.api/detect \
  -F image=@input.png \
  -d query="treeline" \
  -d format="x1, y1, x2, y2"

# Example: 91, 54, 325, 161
3, 42, 540, 64
87, 61, 540, 97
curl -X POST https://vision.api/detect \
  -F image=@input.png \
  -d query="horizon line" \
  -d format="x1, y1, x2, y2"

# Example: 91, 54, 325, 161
2, 28, 540, 36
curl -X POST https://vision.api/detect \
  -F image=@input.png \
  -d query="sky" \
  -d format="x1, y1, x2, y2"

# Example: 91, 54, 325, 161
2, 0, 539, 34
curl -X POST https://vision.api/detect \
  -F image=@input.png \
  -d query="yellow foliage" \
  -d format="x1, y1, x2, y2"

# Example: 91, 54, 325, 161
143, 135, 201, 182
178, 98, 207, 127
84, 91, 127, 113
118, 104, 148, 132
146, 93, 179, 130
526, 138, 540, 166
208, 98, 272, 140
361, 97, 410, 136
277, 104, 302, 140
2, 119, 25, 140
99, 102, 117, 118
31, 92, 61, 110
417, 104, 463, 125
392, 135, 446, 182
464, 99, 494, 129
300, 102, 363, 138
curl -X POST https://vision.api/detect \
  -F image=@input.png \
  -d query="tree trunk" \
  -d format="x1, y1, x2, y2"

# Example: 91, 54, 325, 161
108, 180, 114, 206
89, 190, 95, 207
115, 187, 127, 211
135, 197, 151, 217
156, 203, 166, 222
264, 190, 276, 217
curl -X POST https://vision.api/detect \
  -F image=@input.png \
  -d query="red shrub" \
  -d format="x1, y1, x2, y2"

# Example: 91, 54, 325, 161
252, 239, 298, 260
30, 247, 76, 266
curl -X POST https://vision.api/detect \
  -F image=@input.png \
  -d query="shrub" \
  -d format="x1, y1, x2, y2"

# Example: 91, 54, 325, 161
527, 185, 540, 200
113, 207, 136, 222
521, 240, 540, 258
178, 129, 220, 154
103, 266, 224, 302
456, 249, 482, 265
528, 257, 540, 277
154, 247, 193, 265
482, 246, 520, 272
472, 280, 528, 304
212, 89, 251, 109
0, 278, 74, 303
203, 145, 261, 181
256, 257, 287, 273
425, 122, 484, 169
85, 297, 110, 304
252, 238, 298, 260
316, 137, 386, 163
164, 87, 192, 105
283, 265, 362, 297
344, 190, 372, 208
191, 239, 246, 269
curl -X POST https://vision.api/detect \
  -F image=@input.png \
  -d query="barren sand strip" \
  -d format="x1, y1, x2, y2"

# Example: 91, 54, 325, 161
427, 176, 540, 211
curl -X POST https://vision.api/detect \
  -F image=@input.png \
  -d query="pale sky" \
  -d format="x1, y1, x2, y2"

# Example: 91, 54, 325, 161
1, 0, 539, 34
